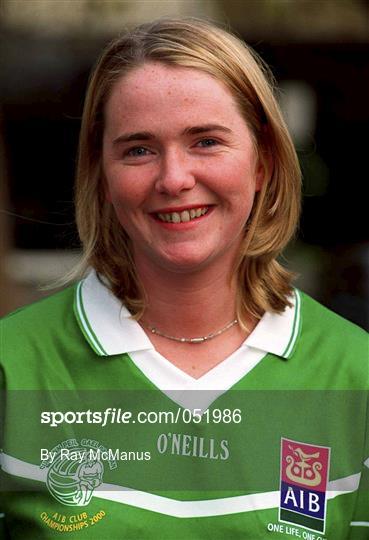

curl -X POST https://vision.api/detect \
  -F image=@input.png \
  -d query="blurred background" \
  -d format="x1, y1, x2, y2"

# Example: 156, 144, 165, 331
0, 0, 368, 329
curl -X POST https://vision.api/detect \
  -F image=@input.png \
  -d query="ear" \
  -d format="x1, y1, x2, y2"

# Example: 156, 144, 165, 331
255, 150, 273, 192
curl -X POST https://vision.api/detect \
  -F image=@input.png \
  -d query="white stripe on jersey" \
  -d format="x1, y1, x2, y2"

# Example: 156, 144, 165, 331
0, 451, 361, 518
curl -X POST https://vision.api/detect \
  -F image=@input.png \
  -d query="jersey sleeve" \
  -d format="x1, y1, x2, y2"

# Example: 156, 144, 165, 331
348, 387, 369, 539
0, 360, 9, 539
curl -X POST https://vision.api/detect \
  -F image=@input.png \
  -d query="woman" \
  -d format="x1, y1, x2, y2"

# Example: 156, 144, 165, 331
1, 17, 367, 539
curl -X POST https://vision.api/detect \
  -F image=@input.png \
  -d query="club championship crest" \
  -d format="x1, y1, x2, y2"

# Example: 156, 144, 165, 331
40, 438, 117, 507
279, 438, 330, 533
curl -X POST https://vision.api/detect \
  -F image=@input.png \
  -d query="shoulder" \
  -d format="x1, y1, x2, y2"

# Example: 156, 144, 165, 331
0, 284, 78, 365
298, 289, 367, 343
1, 284, 76, 334
0, 283, 90, 389
294, 289, 368, 387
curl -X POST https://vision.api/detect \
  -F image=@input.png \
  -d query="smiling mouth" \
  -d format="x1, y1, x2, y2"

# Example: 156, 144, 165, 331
155, 206, 210, 224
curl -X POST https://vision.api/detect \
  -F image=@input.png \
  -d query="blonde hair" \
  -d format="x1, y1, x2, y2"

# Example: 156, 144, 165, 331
73, 17, 301, 325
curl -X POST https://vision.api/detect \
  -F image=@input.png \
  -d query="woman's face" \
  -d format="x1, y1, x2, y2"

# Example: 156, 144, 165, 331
102, 62, 265, 275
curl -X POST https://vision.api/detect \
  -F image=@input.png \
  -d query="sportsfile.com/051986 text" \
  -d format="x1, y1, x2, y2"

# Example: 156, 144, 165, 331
40, 408, 243, 427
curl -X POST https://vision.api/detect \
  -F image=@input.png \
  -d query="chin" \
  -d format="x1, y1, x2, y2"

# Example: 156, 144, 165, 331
156, 250, 218, 274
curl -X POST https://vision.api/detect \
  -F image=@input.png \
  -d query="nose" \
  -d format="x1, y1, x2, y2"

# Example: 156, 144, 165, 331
154, 147, 196, 196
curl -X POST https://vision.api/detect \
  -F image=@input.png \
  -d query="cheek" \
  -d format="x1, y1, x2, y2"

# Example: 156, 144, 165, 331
229, 172, 258, 223
220, 166, 259, 206
106, 190, 138, 236
102, 150, 144, 209
109, 189, 136, 217
106, 182, 153, 238
104, 169, 143, 211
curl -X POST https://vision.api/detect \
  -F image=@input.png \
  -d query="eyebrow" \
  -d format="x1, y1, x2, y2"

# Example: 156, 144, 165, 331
112, 124, 232, 145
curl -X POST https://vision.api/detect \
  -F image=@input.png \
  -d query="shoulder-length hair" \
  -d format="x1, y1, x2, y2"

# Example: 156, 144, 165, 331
72, 17, 301, 327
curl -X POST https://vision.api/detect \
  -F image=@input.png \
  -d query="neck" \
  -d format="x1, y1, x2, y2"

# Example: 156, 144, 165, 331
135, 257, 239, 338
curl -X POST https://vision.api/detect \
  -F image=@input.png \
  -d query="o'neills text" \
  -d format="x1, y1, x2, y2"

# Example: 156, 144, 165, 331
157, 433, 230, 460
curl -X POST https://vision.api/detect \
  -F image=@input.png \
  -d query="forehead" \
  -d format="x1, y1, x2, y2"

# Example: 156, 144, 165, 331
104, 61, 245, 128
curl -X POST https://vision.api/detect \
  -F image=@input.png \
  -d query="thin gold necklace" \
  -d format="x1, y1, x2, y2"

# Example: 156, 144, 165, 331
144, 319, 238, 344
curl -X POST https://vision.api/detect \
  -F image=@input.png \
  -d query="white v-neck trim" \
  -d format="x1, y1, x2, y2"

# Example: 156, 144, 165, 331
128, 345, 269, 410
74, 270, 301, 409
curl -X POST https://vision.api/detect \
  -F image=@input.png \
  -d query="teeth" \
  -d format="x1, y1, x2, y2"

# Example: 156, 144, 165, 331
156, 207, 209, 223
180, 210, 190, 222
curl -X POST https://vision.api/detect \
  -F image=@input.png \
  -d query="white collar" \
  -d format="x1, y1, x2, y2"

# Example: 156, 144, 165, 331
74, 270, 301, 360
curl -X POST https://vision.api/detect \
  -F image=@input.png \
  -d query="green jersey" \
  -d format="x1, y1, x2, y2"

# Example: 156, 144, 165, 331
1, 271, 368, 539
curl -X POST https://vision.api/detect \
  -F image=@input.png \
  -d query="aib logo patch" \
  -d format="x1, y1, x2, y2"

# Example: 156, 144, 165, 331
279, 438, 330, 534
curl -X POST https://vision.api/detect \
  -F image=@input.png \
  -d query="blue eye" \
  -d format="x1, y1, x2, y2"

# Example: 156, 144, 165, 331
197, 138, 218, 147
126, 147, 150, 157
